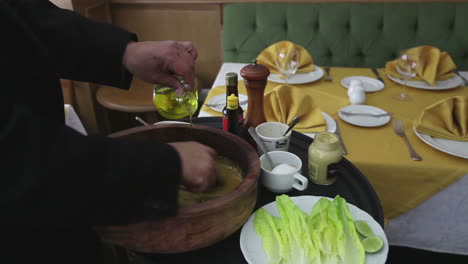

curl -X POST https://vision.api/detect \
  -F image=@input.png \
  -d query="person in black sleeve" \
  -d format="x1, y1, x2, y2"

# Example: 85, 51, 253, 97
0, 1, 217, 264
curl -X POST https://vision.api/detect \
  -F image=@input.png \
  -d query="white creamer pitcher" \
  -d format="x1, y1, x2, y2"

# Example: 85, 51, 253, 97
348, 79, 366, 105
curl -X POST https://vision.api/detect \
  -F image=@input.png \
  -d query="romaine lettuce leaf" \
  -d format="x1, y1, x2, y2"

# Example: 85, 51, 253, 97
254, 208, 284, 264
253, 195, 365, 264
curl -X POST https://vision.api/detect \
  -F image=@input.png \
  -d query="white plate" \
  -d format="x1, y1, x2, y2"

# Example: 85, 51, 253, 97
341, 76, 385, 92
240, 195, 388, 264
268, 66, 324, 84
386, 74, 463, 90
338, 105, 391, 127
414, 128, 468, 159
64, 104, 87, 135
206, 94, 248, 112
153, 121, 189, 125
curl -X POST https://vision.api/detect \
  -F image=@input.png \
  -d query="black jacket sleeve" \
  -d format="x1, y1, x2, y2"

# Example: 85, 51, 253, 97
3, 104, 182, 230
0, 0, 182, 233
7, 0, 136, 89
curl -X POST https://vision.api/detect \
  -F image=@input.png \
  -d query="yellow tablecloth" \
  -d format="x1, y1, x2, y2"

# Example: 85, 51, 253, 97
200, 67, 468, 223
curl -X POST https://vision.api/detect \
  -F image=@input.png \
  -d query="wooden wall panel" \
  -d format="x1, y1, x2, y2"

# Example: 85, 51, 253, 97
110, 3, 223, 88
111, 0, 468, 3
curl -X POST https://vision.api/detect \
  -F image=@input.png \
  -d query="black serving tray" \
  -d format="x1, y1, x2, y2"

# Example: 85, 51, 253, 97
135, 116, 384, 264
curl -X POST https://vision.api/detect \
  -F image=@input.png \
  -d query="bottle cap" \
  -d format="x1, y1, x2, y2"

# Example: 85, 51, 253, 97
312, 132, 341, 151
225, 72, 238, 86
227, 94, 239, 110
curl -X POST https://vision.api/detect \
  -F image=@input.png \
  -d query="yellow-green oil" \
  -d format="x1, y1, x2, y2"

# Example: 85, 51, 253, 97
153, 85, 198, 119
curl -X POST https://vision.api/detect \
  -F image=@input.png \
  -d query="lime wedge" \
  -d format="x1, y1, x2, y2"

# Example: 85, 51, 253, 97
354, 220, 375, 237
362, 236, 383, 253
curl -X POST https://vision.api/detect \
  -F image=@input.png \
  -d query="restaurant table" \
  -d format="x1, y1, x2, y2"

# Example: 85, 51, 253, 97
133, 116, 383, 264
198, 63, 468, 255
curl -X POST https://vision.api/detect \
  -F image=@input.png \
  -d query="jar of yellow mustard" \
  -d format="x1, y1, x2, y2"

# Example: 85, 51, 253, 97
308, 132, 343, 185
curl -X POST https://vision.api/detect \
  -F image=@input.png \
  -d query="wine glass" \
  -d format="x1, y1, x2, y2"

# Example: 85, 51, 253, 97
275, 47, 299, 84
393, 50, 420, 101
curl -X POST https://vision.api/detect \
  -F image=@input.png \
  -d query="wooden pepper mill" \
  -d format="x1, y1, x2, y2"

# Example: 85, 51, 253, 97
241, 60, 270, 127
240, 60, 270, 146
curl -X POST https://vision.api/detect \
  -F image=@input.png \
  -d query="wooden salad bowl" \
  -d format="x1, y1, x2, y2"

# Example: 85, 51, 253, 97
96, 124, 260, 253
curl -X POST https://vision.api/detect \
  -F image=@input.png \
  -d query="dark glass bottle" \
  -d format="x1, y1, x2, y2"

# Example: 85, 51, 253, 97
222, 94, 243, 135
222, 72, 244, 135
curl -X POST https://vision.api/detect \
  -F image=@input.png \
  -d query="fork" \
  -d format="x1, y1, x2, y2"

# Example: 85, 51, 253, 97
204, 99, 248, 108
324, 66, 332, 82
392, 119, 422, 161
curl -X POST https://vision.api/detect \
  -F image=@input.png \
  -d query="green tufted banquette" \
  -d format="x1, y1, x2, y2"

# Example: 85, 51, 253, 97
223, 3, 468, 70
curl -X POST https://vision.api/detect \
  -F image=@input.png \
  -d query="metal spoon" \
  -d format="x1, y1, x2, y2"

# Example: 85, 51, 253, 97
248, 127, 274, 170
135, 116, 149, 126
283, 116, 301, 136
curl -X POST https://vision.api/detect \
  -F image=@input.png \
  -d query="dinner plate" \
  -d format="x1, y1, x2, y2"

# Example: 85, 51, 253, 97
65, 104, 87, 135
268, 66, 324, 84
153, 121, 189, 125
386, 74, 463, 90
240, 195, 388, 264
206, 94, 248, 112
338, 105, 391, 127
341, 76, 385, 92
414, 128, 468, 159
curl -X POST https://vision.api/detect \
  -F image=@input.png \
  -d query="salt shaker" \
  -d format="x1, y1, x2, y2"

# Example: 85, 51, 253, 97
348, 79, 366, 105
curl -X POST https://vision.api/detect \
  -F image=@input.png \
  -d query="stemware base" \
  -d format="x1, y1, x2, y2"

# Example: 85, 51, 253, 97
392, 92, 412, 101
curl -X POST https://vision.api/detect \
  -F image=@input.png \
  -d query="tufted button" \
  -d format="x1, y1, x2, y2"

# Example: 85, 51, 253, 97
252, 23, 257, 30
314, 22, 319, 31
283, 22, 288, 31
413, 20, 419, 32
449, 20, 455, 31
326, 49, 333, 58
357, 51, 364, 57
345, 21, 351, 30
378, 20, 384, 31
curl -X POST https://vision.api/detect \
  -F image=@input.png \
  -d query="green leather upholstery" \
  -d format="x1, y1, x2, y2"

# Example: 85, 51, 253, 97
223, 3, 468, 70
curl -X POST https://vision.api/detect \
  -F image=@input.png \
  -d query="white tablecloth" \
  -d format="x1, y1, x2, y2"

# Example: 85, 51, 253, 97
199, 63, 468, 255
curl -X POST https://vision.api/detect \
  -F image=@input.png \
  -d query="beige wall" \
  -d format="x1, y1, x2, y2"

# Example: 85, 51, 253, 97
110, 3, 222, 88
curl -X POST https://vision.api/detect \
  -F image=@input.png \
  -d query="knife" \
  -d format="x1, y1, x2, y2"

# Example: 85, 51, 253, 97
455, 71, 468, 86
339, 111, 394, 118
334, 119, 348, 155
371, 68, 386, 87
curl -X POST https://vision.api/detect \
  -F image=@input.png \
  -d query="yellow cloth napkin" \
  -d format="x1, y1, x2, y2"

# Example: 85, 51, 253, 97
415, 96, 468, 141
256, 41, 315, 75
385, 46, 456, 86
264, 84, 326, 132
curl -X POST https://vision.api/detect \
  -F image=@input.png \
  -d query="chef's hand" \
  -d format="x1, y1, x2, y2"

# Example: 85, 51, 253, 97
122, 40, 198, 96
168, 141, 218, 193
